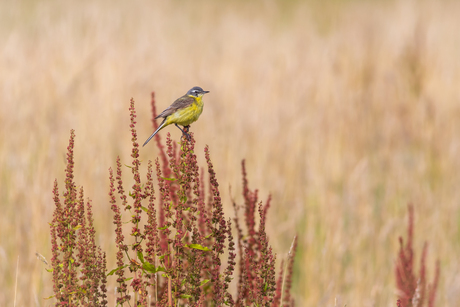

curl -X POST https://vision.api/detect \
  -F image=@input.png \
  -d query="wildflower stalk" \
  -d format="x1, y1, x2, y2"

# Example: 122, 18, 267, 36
48, 94, 297, 307
395, 204, 440, 307
49, 130, 107, 306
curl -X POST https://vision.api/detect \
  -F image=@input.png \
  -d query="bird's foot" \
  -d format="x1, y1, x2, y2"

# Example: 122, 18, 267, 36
181, 133, 191, 142
182, 126, 191, 141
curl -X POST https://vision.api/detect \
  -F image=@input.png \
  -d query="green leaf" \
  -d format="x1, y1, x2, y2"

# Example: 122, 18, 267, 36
161, 177, 177, 181
73, 225, 82, 231
141, 261, 165, 274
43, 295, 56, 300
124, 164, 133, 169
137, 251, 145, 264
180, 294, 193, 299
107, 265, 128, 276
200, 279, 211, 286
123, 277, 133, 282
186, 244, 211, 251
142, 262, 155, 273
158, 225, 168, 230
141, 206, 150, 213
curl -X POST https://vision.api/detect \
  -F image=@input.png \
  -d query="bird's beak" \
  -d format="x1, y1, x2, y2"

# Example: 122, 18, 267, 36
203, 90, 210, 94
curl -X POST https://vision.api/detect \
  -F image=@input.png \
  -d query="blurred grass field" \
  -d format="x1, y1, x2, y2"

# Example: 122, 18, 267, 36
1, 0, 460, 305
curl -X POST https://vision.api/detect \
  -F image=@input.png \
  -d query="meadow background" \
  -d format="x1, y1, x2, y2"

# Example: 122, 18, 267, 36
1, 0, 460, 305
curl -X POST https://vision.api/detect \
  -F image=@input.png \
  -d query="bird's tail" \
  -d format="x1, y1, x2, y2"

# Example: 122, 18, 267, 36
143, 119, 167, 147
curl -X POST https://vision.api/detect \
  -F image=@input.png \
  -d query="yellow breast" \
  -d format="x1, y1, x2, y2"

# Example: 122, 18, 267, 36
166, 97, 203, 127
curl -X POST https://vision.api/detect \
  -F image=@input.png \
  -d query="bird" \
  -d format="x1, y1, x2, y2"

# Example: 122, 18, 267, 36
143, 86, 210, 147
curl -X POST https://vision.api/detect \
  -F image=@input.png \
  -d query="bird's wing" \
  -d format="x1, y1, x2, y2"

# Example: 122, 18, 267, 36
155, 96, 195, 119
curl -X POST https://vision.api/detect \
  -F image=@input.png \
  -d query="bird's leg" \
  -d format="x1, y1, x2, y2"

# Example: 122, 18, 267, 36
174, 123, 186, 134
175, 124, 191, 141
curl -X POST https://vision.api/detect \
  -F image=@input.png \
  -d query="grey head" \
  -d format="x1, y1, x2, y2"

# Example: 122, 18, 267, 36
187, 86, 210, 97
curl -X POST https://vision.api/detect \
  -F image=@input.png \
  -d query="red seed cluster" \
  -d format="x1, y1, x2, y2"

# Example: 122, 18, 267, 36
395, 204, 440, 307
48, 96, 298, 306
50, 130, 108, 306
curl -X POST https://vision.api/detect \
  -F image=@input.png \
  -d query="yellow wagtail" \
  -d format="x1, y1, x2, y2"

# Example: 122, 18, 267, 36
143, 86, 210, 146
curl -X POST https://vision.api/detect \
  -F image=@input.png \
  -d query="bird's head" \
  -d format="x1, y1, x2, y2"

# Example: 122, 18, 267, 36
187, 86, 210, 97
